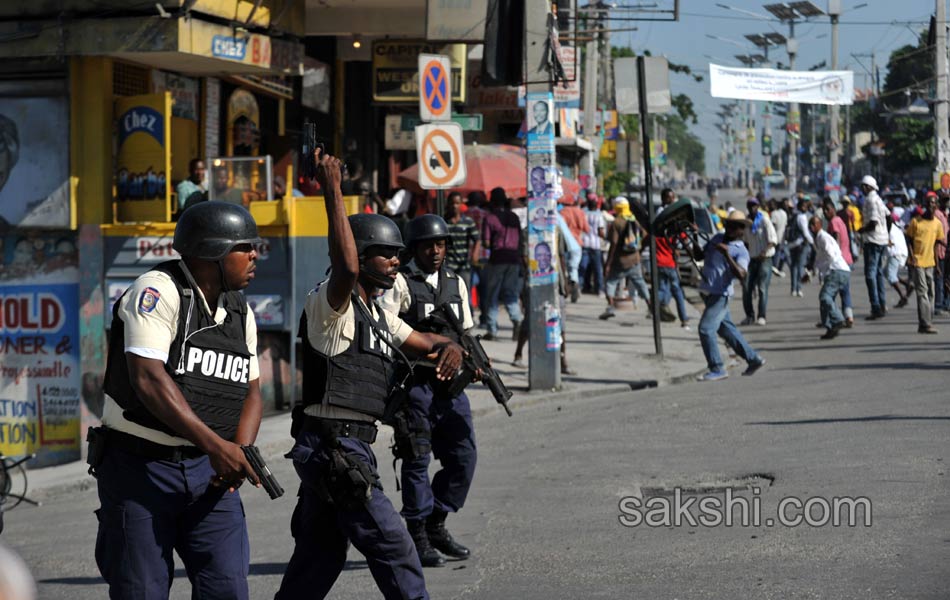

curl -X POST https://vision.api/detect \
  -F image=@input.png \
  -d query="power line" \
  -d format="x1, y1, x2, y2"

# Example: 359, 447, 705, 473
680, 11, 933, 26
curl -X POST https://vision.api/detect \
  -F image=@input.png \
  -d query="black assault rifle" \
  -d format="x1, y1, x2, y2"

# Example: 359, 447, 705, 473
439, 304, 514, 417
242, 445, 285, 500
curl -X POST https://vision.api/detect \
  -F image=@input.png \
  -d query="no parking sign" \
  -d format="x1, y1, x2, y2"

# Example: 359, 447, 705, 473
419, 53, 452, 122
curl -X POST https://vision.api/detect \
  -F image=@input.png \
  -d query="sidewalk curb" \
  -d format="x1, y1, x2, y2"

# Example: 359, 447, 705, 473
469, 363, 708, 419
23, 369, 707, 501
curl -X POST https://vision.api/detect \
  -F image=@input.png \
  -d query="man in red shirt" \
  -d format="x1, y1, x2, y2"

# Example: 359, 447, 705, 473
558, 195, 589, 302
651, 188, 690, 327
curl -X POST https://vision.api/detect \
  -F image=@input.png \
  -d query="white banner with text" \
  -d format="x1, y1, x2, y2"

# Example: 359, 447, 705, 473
710, 64, 854, 105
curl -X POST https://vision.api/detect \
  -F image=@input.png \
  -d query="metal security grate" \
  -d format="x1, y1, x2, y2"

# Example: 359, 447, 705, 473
113, 61, 150, 97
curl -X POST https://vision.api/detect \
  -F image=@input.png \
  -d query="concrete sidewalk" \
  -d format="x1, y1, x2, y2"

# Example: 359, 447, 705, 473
25, 289, 707, 498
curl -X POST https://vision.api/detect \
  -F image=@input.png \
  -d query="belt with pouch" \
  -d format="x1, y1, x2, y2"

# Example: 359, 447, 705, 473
104, 428, 205, 462
299, 416, 378, 444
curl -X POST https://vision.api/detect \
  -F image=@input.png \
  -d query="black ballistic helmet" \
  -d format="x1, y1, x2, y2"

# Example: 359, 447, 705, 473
174, 201, 262, 261
405, 214, 449, 247
349, 213, 404, 258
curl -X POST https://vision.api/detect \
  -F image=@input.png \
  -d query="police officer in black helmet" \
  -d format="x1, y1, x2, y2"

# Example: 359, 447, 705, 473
379, 214, 476, 568
275, 152, 464, 600
92, 201, 264, 599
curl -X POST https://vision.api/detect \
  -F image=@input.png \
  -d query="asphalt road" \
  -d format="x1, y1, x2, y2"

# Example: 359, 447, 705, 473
4, 268, 949, 599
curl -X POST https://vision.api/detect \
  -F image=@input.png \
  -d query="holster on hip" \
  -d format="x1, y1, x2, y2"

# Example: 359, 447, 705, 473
389, 408, 431, 461
85, 426, 108, 477
311, 443, 381, 511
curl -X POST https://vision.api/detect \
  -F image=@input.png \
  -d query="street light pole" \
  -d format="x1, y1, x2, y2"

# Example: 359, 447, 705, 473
935, 0, 950, 183
787, 27, 799, 195
828, 0, 841, 171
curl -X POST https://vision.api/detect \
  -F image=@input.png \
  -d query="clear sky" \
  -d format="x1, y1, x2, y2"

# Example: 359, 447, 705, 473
609, 0, 939, 175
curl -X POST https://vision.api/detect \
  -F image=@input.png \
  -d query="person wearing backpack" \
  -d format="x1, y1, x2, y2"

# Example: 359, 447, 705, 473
599, 197, 651, 320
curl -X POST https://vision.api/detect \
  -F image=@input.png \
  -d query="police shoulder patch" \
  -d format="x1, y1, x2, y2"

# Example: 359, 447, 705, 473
139, 287, 161, 313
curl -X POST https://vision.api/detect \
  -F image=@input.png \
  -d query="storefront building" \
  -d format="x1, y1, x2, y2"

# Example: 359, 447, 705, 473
0, 0, 349, 466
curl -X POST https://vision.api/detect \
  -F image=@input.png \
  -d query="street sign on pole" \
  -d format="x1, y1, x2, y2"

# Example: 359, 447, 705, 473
419, 53, 452, 122
415, 122, 466, 189
401, 114, 483, 132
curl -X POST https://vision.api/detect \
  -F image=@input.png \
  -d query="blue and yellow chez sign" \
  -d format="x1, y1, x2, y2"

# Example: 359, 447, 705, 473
115, 93, 172, 222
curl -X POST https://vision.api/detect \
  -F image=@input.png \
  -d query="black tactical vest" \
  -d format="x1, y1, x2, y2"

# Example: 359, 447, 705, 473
400, 264, 464, 340
103, 260, 251, 441
299, 290, 397, 419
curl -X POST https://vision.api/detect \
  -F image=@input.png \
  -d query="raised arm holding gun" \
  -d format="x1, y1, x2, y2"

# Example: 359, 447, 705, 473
276, 146, 463, 600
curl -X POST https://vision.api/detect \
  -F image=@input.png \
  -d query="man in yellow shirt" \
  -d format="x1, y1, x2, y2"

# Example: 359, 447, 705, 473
844, 196, 862, 233
905, 193, 948, 333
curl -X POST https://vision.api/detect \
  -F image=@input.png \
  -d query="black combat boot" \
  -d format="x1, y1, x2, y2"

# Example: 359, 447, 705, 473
406, 519, 445, 567
426, 509, 471, 559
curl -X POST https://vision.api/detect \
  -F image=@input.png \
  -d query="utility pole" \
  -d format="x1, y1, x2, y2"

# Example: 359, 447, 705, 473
525, 0, 560, 390
935, 0, 950, 183
583, 26, 598, 139
828, 0, 841, 171
787, 29, 799, 194
637, 55, 662, 357
746, 100, 754, 190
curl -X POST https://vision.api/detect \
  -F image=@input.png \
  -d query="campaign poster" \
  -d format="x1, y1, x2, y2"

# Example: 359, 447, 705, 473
528, 200, 557, 235
528, 165, 562, 201
545, 304, 562, 351
528, 231, 557, 286
0, 232, 81, 467
0, 97, 70, 229
824, 163, 842, 201
934, 171, 950, 194
525, 92, 555, 155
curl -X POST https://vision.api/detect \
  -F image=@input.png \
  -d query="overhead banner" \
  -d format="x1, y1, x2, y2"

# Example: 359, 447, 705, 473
710, 64, 854, 106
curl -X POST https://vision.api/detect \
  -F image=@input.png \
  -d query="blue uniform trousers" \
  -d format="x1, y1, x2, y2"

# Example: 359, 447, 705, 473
400, 382, 477, 521
276, 429, 428, 600
95, 445, 249, 600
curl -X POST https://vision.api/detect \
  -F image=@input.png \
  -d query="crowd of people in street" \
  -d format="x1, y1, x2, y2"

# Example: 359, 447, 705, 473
360, 171, 949, 384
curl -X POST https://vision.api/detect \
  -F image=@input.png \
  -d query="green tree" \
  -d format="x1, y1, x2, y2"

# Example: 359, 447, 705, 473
871, 30, 936, 176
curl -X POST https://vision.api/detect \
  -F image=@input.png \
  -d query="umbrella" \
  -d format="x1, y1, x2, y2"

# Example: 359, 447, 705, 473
396, 143, 528, 198
396, 143, 584, 203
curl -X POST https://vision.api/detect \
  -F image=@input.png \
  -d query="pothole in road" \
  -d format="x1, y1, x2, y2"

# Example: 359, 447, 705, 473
640, 473, 775, 497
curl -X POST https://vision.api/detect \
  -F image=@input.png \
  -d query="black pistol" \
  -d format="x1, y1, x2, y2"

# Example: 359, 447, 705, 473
301, 120, 322, 181
440, 305, 514, 417
301, 119, 345, 180
242, 445, 284, 500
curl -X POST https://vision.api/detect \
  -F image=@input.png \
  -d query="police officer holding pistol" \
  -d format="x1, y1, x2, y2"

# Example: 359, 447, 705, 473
91, 201, 265, 599
275, 151, 464, 600
379, 214, 477, 568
